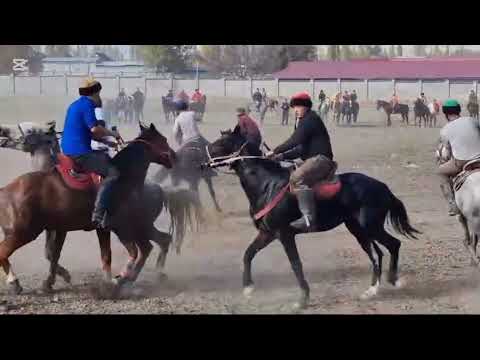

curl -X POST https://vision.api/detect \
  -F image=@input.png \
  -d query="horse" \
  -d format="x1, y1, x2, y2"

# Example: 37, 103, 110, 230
351, 100, 360, 123
340, 100, 352, 125
266, 98, 279, 112
153, 136, 222, 213
318, 99, 330, 122
376, 100, 409, 127
115, 94, 128, 123
162, 96, 177, 124
467, 101, 479, 120
436, 142, 480, 268
413, 99, 430, 128
203, 127, 420, 309
427, 102, 440, 128
0, 123, 179, 295
332, 98, 342, 123
0, 122, 199, 293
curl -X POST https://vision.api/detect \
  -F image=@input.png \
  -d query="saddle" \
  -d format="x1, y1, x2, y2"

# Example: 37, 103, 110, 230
55, 154, 102, 191
452, 158, 480, 192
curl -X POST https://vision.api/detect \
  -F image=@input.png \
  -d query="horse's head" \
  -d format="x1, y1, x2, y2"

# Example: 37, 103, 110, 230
376, 100, 382, 110
208, 126, 251, 160
137, 122, 176, 168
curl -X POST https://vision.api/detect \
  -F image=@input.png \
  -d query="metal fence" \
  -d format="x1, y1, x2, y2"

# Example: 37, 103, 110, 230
1, 74, 477, 103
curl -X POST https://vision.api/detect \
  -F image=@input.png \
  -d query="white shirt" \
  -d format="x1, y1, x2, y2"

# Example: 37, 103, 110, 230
172, 111, 202, 146
440, 116, 480, 160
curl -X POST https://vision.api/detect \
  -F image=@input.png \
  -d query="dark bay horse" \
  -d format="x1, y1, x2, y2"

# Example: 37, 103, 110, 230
204, 127, 420, 309
376, 100, 409, 127
0, 123, 178, 295
0, 123, 199, 293
413, 99, 430, 127
467, 101, 479, 119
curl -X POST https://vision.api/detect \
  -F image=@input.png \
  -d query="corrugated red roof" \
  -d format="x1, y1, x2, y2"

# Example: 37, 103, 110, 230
273, 58, 480, 80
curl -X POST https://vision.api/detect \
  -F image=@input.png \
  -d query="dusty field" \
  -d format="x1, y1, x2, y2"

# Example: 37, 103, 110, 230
0, 95, 478, 314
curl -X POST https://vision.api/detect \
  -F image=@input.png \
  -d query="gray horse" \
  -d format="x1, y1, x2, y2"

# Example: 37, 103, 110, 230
0, 122, 200, 292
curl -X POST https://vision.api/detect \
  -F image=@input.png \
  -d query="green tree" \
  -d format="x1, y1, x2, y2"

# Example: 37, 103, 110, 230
388, 45, 396, 58
340, 45, 353, 60
139, 45, 191, 73
396, 45, 403, 56
413, 45, 427, 56
327, 45, 340, 60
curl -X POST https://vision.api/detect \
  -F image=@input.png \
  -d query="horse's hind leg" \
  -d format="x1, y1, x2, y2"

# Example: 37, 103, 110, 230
279, 230, 310, 309
97, 229, 112, 281
204, 175, 222, 212
345, 219, 382, 299
373, 228, 402, 287
43, 230, 68, 293
242, 230, 275, 298
44, 230, 71, 285
150, 226, 172, 280
458, 215, 480, 266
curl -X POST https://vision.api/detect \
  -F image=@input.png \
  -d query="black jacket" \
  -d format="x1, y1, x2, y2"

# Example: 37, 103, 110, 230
273, 110, 333, 161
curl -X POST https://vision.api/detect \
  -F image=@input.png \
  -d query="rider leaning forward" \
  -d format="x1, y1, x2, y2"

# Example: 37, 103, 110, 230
437, 99, 480, 216
266, 91, 336, 232
61, 78, 122, 229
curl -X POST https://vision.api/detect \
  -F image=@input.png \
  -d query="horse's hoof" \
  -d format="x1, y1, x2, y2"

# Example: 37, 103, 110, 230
243, 285, 255, 298
41, 281, 54, 294
112, 275, 128, 287
392, 277, 406, 289
156, 272, 168, 282
360, 282, 379, 300
8, 280, 23, 295
62, 272, 72, 284
292, 297, 309, 311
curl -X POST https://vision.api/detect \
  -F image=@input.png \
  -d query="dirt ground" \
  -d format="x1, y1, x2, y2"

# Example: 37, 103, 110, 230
0, 96, 478, 314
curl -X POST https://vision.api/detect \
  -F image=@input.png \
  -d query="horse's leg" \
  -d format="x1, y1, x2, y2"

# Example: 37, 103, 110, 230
97, 229, 112, 281
150, 226, 172, 280
345, 219, 382, 299
44, 230, 71, 284
112, 234, 138, 285
0, 229, 41, 295
204, 175, 222, 212
43, 230, 68, 293
373, 228, 402, 287
126, 236, 153, 283
242, 230, 275, 297
278, 230, 310, 309
458, 215, 480, 266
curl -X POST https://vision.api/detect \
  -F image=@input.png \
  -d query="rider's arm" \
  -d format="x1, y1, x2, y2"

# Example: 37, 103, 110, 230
85, 107, 118, 140
273, 118, 310, 154
279, 145, 304, 160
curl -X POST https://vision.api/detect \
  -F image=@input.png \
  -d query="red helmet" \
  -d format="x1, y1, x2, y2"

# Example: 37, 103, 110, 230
289, 91, 312, 108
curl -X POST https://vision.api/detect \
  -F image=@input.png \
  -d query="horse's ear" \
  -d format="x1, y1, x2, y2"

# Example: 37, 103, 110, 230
139, 121, 147, 132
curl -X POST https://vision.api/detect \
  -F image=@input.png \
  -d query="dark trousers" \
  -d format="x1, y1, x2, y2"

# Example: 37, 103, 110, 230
281, 110, 289, 125
72, 151, 120, 216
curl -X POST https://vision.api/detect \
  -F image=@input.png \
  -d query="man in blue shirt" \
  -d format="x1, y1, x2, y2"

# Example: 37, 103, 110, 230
61, 78, 122, 229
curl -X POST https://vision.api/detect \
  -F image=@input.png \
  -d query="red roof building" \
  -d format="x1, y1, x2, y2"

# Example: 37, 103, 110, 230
273, 57, 480, 80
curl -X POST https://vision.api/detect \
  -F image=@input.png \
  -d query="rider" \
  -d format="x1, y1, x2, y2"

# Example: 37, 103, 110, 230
281, 98, 290, 126
191, 88, 203, 103
469, 89, 478, 104
342, 90, 350, 102
61, 78, 122, 229
318, 90, 326, 104
437, 99, 480, 216
236, 107, 262, 149
420, 92, 427, 104
391, 92, 399, 112
172, 99, 205, 148
252, 88, 262, 103
266, 92, 336, 232
166, 89, 174, 101
350, 90, 357, 103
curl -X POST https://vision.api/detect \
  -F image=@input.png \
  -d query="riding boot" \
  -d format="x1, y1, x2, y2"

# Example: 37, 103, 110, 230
92, 178, 116, 230
439, 178, 460, 216
290, 187, 317, 232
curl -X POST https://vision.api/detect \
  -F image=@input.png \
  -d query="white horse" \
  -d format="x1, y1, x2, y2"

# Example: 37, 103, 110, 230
318, 98, 330, 121
436, 141, 480, 265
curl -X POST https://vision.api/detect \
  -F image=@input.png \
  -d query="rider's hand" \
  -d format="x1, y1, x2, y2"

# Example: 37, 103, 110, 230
265, 150, 275, 159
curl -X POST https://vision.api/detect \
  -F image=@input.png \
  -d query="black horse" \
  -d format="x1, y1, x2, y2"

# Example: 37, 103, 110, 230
204, 126, 420, 309
376, 100, 409, 127
162, 96, 177, 124
413, 99, 430, 128
340, 100, 352, 125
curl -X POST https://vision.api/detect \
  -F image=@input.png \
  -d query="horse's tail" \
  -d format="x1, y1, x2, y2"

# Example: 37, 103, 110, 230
386, 193, 421, 239
162, 187, 203, 254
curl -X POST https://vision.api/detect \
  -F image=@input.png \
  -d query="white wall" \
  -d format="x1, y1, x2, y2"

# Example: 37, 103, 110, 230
368, 80, 394, 101
0, 76, 11, 96
279, 80, 311, 98
226, 80, 252, 98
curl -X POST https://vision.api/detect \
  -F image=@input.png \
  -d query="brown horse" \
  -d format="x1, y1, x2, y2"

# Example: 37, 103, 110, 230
0, 123, 175, 295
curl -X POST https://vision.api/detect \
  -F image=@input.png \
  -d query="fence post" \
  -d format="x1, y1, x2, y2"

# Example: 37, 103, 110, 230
476, 80, 478, 98
39, 75, 42, 95
365, 79, 369, 101
445, 79, 450, 98
64, 74, 68, 95
310, 79, 315, 99
337, 78, 341, 92
392, 79, 396, 94
116, 75, 120, 93
144, 77, 147, 97
419, 79, 423, 94
171, 76, 174, 91
223, 78, 226, 96
276, 78, 279, 97
11, 73, 15, 95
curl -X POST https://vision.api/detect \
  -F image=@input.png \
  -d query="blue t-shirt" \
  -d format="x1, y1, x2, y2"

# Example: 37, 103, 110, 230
61, 96, 98, 156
